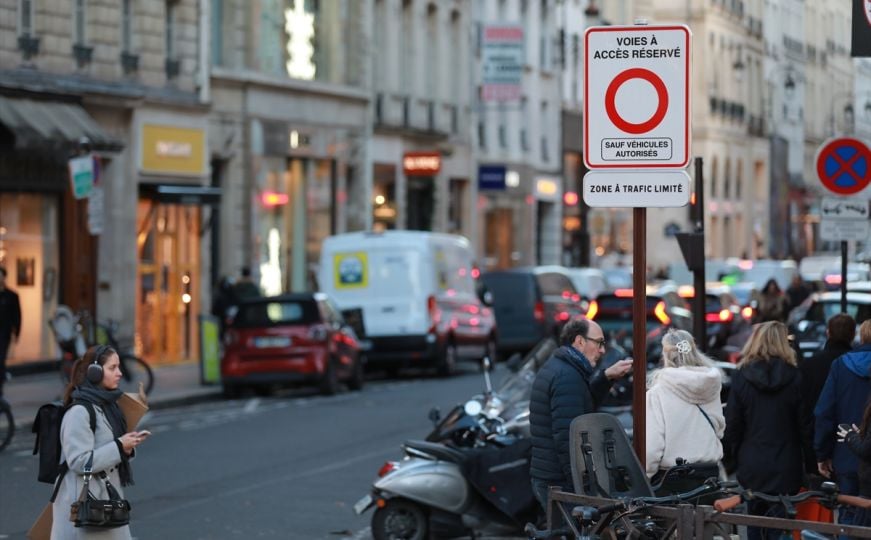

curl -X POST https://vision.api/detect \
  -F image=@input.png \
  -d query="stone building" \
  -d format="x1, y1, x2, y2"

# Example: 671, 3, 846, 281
0, 0, 211, 365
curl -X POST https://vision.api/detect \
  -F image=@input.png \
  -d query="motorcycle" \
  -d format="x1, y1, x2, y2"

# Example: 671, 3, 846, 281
354, 340, 557, 539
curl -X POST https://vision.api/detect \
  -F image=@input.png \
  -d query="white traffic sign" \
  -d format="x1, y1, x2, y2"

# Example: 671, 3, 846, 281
821, 197, 870, 220
582, 170, 690, 207
584, 25, 691, 169
820, 219, 870, 241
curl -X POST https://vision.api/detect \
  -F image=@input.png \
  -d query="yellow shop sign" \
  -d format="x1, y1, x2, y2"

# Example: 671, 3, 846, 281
141, 124, 206, 175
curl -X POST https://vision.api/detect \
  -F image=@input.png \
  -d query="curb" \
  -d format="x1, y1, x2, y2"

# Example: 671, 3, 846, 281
142, 390, 225, 411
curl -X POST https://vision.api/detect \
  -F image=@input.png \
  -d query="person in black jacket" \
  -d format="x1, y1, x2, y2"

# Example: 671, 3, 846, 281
840, 397, 871, 527
528, 317, 633, 509
799, 314, 856, 457
724, 321, 815, 540
0, 267, 21, 397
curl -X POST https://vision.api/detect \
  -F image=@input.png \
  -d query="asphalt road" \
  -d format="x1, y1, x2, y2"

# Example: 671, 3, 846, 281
0, 364, 501, 539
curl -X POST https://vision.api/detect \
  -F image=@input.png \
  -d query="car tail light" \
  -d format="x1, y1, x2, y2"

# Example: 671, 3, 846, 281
534, 301, 545, 322
654, 301, 671, 325
705, 309, 733, 323
562, 290, 571, 299
571, 293, 581, 303
308, 325, 329, 342
586, 300, 599, 320
824, 274, 842, 285
614, 289, 633, 298
741, 306, 754, 320
378, 461, 398, 477
427, 295, 441, 328
556, 311, 570, 322
678, 285, 694, 298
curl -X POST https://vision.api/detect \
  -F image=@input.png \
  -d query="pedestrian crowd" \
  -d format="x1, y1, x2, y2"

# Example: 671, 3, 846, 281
529, 282, 871, 537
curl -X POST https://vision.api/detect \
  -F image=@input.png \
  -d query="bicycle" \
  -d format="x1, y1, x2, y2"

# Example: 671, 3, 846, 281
50, 307, 154, 395
0, 396, 14, 452
526, 478, 739, 539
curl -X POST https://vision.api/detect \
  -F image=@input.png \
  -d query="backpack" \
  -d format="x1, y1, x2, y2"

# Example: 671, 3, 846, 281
31, 400, 96, 484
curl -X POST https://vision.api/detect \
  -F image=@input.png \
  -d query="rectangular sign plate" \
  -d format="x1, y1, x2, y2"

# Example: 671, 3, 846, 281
821, 197, 870, 220
582, 170, 691, 208
820, 219, 871, 241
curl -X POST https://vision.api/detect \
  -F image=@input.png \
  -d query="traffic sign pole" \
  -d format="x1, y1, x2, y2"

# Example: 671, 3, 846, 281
632, 206, 646, 466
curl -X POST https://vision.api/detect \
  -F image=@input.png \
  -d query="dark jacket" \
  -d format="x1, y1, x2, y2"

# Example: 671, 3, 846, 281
0, 287, 21, 339
845, 427, 871, 497
529, 346, 611, 484
800, 341, 853, 457
814, 344, 871, 475
724, 357, 813, 494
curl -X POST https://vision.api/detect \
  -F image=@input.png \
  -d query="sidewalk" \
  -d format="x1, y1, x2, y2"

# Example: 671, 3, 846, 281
4, 361, 224, 426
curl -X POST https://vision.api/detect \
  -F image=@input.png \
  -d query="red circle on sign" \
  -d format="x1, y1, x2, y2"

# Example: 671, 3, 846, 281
815, 138, 871, 196
604, 68, 669, 135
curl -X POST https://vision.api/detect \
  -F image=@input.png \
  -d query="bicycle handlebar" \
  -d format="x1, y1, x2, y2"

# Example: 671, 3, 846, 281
713, 490, 871, 513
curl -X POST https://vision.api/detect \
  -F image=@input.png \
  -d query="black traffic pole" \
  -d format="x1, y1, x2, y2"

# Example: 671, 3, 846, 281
841, 240, 848, 313
691, 158, 706, 351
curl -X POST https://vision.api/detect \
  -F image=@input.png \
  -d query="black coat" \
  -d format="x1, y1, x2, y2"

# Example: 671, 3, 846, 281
724, 357, 814, 495
845, 428, 871, 497
0, 288, 21, 339
529, 346, 611, 484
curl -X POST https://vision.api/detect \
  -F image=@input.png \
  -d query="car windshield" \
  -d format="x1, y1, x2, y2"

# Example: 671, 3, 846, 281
232, 300, 321, 327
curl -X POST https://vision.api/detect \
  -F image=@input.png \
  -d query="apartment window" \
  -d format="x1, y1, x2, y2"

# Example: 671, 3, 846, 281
19, 0, 34, 35
74, 0, 87, 44
122, 0, 134, 52
478, 121, 487, 149
211, 0, 222, 65
710, 158, 718, 198
541, 101, 549, 160
499, 124, 507, 148
724, 159, 731, 199
736, 160, 743, 199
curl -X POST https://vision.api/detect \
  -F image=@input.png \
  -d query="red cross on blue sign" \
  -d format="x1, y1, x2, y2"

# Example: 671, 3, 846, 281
815, 137, 871, 195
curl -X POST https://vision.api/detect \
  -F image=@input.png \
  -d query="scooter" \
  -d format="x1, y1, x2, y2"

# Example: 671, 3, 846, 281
355, 345, 554, 539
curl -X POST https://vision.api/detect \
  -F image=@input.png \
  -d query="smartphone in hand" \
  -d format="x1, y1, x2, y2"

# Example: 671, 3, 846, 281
137, 430, 152, 439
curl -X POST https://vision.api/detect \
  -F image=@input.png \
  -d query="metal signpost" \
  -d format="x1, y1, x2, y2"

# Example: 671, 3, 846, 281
584, 23, 691, 464
815, 137, 871, 313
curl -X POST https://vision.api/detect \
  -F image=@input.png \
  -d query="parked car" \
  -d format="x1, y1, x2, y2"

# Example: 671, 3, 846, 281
221, 292, 365, 397
318, 231, 496, 375
787, 291, 871, 360
480, 266, 587, 356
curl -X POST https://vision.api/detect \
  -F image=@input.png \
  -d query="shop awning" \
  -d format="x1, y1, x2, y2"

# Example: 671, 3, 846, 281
139, 184, 222, 205
0, 96, 124, 152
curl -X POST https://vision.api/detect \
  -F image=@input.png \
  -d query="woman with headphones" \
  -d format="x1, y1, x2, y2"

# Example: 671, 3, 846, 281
52, 345, 148, 539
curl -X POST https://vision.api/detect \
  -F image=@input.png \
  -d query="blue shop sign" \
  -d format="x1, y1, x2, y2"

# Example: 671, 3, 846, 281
478, 165, 507, 191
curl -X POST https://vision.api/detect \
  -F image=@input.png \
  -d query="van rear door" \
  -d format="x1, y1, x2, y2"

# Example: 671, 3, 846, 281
324, 245, 430, 338
481, 272, 543, 348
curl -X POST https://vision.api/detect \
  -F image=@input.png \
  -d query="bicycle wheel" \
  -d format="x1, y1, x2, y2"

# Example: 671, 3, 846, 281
0, 399, 14, 453
119, 355, 154, 396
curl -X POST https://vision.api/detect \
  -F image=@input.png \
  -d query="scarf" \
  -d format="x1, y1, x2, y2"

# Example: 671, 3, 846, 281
71, 382, 133, 486
563, 345, 594, 375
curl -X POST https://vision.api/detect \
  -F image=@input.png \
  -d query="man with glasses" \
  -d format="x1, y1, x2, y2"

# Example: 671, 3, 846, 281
529, 317, 633, 510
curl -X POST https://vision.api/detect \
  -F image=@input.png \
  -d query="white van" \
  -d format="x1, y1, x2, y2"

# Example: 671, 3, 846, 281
318, 231, 497, 374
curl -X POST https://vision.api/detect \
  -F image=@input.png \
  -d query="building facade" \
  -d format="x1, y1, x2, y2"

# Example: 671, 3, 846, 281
368, 0, 476, 256
209, 0, 371, 295
474, 0, 562, 269
0, 0, 211, 365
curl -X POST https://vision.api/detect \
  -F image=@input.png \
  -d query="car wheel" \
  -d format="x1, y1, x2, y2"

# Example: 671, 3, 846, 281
437, 339, 458, 377
371, 499, 428, 540
348, 354, 365, 391
320, 357, 341, 395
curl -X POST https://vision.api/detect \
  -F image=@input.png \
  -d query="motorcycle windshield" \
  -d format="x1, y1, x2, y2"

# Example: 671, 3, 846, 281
491, 344, 551, 421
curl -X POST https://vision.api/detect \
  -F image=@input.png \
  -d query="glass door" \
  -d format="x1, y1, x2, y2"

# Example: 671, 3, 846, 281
136, 200, 200, 363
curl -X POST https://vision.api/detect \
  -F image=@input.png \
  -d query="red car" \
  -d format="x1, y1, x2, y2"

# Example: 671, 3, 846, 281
221, 292, 364, 397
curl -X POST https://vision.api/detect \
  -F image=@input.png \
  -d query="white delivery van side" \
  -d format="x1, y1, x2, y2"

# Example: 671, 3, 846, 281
318, 231, 496, 373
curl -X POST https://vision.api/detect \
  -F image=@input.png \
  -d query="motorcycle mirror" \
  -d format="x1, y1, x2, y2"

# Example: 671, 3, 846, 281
463, 400, 483, 417
482, 356, 491, 372
428, 407, 441, 425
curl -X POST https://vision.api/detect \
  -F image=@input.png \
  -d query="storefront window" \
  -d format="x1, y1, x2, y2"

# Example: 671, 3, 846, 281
372, 164, 396, 232
256, 157, 334, 294
0, 193, 59, 363
136, 200, 200, 363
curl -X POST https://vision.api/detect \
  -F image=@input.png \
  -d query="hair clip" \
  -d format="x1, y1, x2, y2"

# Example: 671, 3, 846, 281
676, 340, 692, 354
